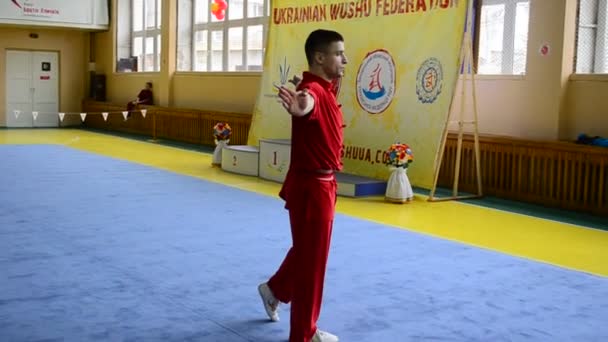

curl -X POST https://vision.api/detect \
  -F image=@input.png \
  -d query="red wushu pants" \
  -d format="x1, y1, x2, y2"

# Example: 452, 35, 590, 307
268, 171, 337, 342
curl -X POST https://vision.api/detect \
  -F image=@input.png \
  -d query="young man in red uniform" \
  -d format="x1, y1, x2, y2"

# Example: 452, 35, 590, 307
258, 29, 348, 342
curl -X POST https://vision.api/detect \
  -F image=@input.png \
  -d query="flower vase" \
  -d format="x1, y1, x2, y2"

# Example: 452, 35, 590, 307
385, 167, 414, 203
212, 140, 228, 166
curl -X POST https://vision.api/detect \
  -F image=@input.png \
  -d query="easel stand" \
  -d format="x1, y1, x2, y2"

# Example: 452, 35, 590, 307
428, 0, 482, 202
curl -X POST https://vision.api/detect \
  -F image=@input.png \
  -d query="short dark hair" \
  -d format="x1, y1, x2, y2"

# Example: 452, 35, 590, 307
146, 82, 153, 88
304, 29, 344, 66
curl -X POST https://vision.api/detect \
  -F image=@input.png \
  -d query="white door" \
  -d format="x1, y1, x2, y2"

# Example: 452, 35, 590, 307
6, 50, 59, 127
6, 51, 32, 127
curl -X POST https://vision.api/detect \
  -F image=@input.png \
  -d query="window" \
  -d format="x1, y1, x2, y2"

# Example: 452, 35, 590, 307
132, 0, 162, 71
116, 0, 162, 72
575, 0, 608, 73
177, 0, 270, 72
476, 0, 530, 75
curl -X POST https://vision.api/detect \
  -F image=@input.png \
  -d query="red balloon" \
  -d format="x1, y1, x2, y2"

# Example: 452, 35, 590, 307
211, 0, 227, 20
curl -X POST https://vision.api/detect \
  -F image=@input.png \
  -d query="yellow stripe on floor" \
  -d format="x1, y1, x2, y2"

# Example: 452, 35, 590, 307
2, 128, 607, 277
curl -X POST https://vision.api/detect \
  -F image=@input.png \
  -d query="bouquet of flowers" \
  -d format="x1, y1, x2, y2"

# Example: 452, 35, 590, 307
385, 143, 414, 168
213, 122, 232, 144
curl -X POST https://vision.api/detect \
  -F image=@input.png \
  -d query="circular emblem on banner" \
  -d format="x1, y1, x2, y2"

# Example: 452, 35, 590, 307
356, 50, 396, 114
416, 58, 443, 104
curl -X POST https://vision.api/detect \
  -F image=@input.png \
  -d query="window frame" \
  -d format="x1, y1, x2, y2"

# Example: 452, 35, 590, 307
179, 0, 270, 73
131, 0, 162, 72
574, 0, 608, 74
473, 0, 530, 75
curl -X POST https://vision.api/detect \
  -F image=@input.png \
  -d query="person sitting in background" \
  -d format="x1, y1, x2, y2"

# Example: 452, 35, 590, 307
127, 82, 153, 113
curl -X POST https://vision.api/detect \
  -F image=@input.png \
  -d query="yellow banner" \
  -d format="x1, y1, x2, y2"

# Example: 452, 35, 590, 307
248, 0, 467, 188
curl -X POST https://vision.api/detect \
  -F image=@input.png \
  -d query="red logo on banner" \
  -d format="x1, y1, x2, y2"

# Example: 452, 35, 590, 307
40, 76, 50, 80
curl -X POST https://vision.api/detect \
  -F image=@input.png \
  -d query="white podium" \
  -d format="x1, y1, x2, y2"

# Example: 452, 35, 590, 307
259, 139, 291, 183
221, 145, 260, 176
220, 140, 388, 197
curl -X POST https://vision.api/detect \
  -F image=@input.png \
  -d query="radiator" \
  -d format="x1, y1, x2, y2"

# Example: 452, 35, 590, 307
439, 133, 608, 216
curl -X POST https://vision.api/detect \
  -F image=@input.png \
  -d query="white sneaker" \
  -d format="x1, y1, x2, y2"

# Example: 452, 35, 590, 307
312, 329, 339, 342
257, 282, 279, 322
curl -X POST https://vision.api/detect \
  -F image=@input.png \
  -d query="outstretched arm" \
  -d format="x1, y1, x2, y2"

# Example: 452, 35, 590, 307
275, 84, 314, 117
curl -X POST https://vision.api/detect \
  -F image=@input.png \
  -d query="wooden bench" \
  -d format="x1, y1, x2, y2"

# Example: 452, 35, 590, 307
81, 100, 252, 146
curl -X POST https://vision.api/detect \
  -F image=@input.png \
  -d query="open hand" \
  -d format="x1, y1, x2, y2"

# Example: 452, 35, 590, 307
275, 85, 313, 117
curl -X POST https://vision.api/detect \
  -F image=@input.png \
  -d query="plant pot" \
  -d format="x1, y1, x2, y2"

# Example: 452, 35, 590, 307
385, 167, 414, 203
